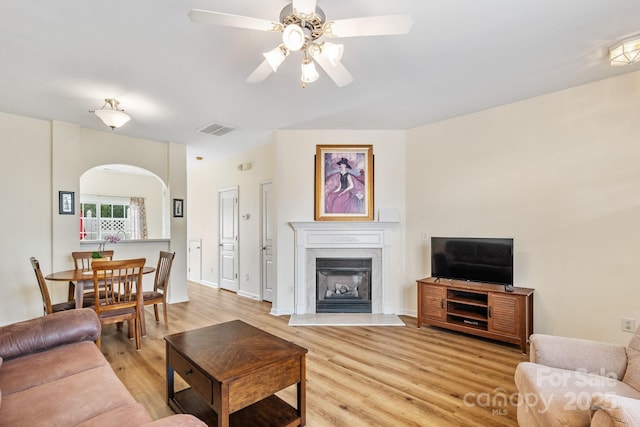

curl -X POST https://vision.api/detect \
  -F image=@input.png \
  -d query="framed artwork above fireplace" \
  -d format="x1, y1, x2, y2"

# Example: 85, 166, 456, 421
314, 144, 374, 221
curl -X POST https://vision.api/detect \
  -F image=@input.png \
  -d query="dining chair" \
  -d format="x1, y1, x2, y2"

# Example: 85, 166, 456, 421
142, 251, 175, 328
90, 258, 145, 350
68, 250, 115, 301
30, 257, 82, 315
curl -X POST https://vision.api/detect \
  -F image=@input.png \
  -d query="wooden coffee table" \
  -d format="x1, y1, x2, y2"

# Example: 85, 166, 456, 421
165, 320, 308, 427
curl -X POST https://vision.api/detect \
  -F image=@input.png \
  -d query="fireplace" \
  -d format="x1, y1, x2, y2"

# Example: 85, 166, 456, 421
316, 258, 372, 313
290, 221, 399, 315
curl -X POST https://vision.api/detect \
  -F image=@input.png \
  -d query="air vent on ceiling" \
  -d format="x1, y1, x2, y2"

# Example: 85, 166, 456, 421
197, 122, 236, 136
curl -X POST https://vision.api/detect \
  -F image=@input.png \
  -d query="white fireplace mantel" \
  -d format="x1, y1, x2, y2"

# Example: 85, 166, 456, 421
290, 221, 399, 314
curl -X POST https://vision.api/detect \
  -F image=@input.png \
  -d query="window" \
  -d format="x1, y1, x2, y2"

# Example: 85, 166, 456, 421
80, 196, 130, 241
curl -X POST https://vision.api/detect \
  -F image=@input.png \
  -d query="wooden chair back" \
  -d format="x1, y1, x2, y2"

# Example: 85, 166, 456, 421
143, 251, 175, 328
154, 251, 176, 293
91, 258, 145, 350
30, 257, 53, 315
68, 250, 114, 301
72, 250, 114, 271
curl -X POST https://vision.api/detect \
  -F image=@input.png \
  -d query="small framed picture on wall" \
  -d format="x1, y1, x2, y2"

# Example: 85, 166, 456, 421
173, 199, 184, 217
59, 191, 75, 215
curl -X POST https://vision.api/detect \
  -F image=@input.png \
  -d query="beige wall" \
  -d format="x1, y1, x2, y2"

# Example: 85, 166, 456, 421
187, 130, 408, 315
187, 141, 276, 299
0, 113, 52, 322
273, 130, 407, 314
0, 113, 188, 325
406, 71, 640, 345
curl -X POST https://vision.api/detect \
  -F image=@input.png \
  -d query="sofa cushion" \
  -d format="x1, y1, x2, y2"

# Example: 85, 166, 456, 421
0, 364, 138, 426
515, 362, 640, 427
0, 308, 100, 360
623, 331, 640, 391
0, 341, 108, 395
591, 394, 640, 427
530, 334, 628, 379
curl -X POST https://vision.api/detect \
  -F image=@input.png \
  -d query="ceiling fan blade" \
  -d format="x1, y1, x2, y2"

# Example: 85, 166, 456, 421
310, 52, 354, 87
246, 59, 274, 84
323, 14, 413, 38
188, 9, 282, 32
292, 0, 317, 19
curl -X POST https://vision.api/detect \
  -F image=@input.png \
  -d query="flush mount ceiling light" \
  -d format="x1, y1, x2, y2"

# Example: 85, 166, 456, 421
188, 0, 413, 88
90, 98, 131, 129
609, 36, 640, 66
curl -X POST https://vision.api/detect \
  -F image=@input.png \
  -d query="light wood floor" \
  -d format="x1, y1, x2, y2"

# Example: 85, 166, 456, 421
100, 281, 526, 426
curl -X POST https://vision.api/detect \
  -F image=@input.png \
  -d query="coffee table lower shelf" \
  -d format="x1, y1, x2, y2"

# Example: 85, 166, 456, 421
170, 388, 301, 427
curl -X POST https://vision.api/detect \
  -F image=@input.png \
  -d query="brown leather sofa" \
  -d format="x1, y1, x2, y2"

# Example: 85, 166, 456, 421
0, 308, 205, 426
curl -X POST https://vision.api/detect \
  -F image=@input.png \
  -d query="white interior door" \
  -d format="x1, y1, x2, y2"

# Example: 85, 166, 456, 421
188, 239, 201, 282
219, 187, 239, 292
261, 181, 274, 302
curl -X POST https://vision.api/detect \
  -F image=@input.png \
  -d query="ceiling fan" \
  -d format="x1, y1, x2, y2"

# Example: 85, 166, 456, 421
188, 0, 413, 87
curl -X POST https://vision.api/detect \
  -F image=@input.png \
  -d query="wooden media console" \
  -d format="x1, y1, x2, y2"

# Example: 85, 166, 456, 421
417, 277, 534, 354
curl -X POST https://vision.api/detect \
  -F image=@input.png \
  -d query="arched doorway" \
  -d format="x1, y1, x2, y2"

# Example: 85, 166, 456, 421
79, 164, 169, 241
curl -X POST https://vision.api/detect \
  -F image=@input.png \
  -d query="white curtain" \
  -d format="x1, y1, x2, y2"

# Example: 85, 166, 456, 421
129, 197, 148, 239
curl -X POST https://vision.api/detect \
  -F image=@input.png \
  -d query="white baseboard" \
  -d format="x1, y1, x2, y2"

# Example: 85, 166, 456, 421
399, 308, 417, 317
270, 307, 294, 316
237, 290, 259, 300
167, 295, 190, 304
199, 280, 218, 289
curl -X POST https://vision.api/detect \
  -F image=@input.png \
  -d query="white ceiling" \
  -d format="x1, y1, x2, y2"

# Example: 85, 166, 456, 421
1, 1, 639, 161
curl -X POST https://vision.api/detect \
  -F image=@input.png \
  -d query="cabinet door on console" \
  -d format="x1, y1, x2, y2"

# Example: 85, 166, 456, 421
422, 284, 447, 321
488, 293, 520, 336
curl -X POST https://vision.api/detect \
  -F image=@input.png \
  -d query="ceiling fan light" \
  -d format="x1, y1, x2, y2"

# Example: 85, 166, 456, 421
609, 37, 640, 66
92, 99, 131, 129
292, 0, 317, 20
301, 60, 319, 83
321, 42, 344, 66
263, 45, 288, 71
283, 24, 305, 51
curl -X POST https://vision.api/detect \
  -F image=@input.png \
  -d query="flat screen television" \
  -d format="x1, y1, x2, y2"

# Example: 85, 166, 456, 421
431, 237, 513, 285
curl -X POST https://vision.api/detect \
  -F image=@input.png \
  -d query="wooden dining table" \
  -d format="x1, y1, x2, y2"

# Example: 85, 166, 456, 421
45, 266, 156, 335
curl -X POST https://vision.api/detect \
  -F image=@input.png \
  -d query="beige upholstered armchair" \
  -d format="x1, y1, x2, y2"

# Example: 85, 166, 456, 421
515, 331, 640, 426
